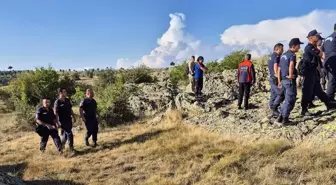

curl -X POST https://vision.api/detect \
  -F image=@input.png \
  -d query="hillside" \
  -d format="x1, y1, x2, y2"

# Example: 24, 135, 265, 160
1, 110, 336, 185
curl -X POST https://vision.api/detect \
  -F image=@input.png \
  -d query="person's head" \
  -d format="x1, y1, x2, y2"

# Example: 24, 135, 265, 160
289, 38, 304, 52
245, 54, 251, 61
191, 56, 195, 62
86, 89, 94, 98
197, 56, 204, 63
307, 29, 321, 45
58, 88, 67, 98
274, 43, 284, 55
42, 97, 51, 108
317, 35, 324, 47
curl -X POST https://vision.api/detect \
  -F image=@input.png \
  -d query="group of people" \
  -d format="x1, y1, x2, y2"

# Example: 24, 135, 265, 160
186, 23, 336, 126
35, 88, 99, 153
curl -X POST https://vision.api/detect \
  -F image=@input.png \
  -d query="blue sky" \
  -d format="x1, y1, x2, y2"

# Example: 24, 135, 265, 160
0, 0, 335, 70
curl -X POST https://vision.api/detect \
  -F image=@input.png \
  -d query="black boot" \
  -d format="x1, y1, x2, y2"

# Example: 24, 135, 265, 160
271, 108, 280, 118
282, 117, 290, 125
308, 102, 317, 109
301, 108, 313, 117
277, 115, 283, 123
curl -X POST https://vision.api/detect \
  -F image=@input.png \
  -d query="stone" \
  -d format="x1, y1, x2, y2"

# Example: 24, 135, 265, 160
0, 172, 26, 185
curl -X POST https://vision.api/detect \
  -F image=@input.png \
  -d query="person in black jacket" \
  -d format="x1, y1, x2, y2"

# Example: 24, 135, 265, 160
301, 30, 332, 116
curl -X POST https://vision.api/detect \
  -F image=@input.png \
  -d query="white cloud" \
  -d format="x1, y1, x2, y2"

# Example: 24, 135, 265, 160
220, 10, 336, 56
117, 10, 336, 68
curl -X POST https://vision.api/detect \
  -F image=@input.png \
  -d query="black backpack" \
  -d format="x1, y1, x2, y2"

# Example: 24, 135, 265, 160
297, 59, 305, 76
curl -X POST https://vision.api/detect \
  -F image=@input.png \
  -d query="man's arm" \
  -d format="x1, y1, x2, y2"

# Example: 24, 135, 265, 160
79, 100, 86, 123
277, 67, 281, 87
35, 110, 52, 129
53, 100, 60, 123
251, 64, 256, 84
274, 56, 280, 77
289, 61, 295, 79
188, 61, 193, 75
199, 63, 207, 72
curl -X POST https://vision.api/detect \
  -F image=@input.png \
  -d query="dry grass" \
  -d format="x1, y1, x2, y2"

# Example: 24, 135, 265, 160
77, 77, 97, 86
1, 110, 336, 185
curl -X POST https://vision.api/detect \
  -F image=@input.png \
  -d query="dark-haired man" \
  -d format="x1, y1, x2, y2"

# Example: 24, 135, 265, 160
194, 56, 207, 99
36, 97, 63, 153
268, 43, 284, 117
80, 89, 98, 147
323, 24, 336, 101
238, 54, 256, 110
276, 38, 303, 124
54, 88, 76, 152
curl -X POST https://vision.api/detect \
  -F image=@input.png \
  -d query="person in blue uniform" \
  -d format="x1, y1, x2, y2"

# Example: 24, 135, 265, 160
193, 56, 208, 99
323, 24, 336, 101
54, 88, 76, 152
268, 43, 284, 117
80, 89, 99, 147
300, 30, 331, 116
276, 38, 303, 124
36, 97, 63, 153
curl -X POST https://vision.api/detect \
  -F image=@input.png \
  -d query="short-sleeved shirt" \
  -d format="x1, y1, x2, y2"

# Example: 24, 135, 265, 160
79, 98, 97, 121
194, 62, 204, 79
35, 106, 56, 125
322, 32, 336, 60
279, 50, 297, 79
268, 52, 280, 77
54, 98, 73, 122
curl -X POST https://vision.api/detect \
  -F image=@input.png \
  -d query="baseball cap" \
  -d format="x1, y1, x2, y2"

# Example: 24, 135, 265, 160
307, 29, 321, 38
317, 35, 325, 40
289, 38, 304, 47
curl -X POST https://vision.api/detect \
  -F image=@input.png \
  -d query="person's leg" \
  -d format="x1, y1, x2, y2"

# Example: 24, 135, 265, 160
85, 123, 92, 146
301, 76, 314, 114
64, 128, 74, 149
40, 131, 49, 152
238, 83, 244, 108
244, 83, 251, 109
269, 80, 277, 109
49, 130, 62, 152
280, 79, 297, 122
314, 78, 330, 108
60, 128, 67, 145
326, 72, 336, 101
194, 78, 200, 97
199, 78, 203, 95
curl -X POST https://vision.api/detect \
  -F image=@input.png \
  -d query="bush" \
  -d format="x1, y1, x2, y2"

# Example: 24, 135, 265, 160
169, 61, 188, 85
97, 73, 136, 127
71, 87, 86, 106
97, 69, 116, 87
71, 72, 81, 81
206, 60, 221, 73
123, 65, 155, 84
219, 49, 250, 70
59, 75, 76, 97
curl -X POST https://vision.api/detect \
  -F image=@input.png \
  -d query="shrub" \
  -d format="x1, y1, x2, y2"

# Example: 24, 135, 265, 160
59, 74, 76, 97
97, 69, 116, 86
169, 61, 188, 85
71, 87, 86, 106
219, 49, 250, 70
206, 60, 221, 73
123, 65, 155, 84
97, 73, 136, 127
71, 72, 81, 81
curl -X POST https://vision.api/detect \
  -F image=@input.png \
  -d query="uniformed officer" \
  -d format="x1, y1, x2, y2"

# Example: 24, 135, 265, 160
323, 23, 336, 101
276, 38, 303, 124
237, 54, 256, 110
300, 30, 331, 116
36, 97, 63, 153
54, 88, 76, 152
268, 43, 285, 117
80, 89, 98, 147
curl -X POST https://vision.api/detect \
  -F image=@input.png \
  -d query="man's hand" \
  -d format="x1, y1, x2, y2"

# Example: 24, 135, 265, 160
45, 124, 54, 130
81, 117, 86, 123
278, 83, 282, 88
286, 75, 295, 79
56, 122, 61, 129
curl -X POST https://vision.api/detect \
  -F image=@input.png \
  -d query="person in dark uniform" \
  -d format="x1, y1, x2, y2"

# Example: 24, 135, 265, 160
276, 38, 303, 124
268, 43, 285, 117
36, 97, 63, 153
238, 54, 256, 110
308, 35, 325, 108
80, 89, 98, 147
323, 24, 336, 101
300, 30, 331, 116
54, 88, 76, 152
193, 56, 208, 99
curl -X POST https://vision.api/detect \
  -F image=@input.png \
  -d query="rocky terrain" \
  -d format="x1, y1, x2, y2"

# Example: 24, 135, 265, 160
127, 67, 336, 143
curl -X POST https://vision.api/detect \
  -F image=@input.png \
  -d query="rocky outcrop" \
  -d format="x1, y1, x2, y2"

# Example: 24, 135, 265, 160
0, 172, 26, 185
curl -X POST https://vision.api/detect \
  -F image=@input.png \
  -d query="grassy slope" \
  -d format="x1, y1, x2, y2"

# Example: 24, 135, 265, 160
1, 109, 336, 185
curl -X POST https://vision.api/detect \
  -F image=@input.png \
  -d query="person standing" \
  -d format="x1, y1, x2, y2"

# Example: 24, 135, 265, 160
54, 88, 76, 152
193, 56, 207, 100
36, 97, 63, 153
300, 30, 332, 116
268, 43, 285, 117
187, 56, 196, 92
80, 89, 99, 147
277, 38, 303, 124
237, 54, 256, 110
323, 24, 336, 101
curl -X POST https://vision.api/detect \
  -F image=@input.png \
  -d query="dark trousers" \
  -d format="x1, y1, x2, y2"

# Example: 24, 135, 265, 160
321, 68, 328, 90
195, 78, 203, 96
85, 120, 98, 143
40, 129, 62, 151
302, 75, 329, 110
269, 79, 285, 110
238, 83, 251, 108
280, 79, 297, 118
60, 121, 73, 148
